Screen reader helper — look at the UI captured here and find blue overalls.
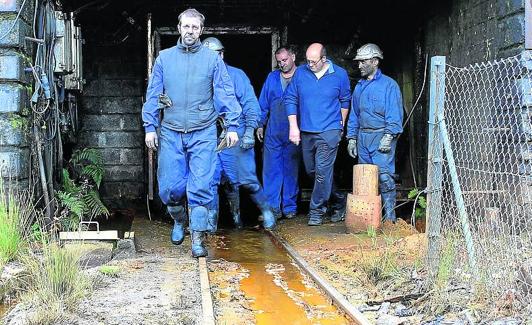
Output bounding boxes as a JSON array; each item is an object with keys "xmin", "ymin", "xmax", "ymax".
[
  {"xmin": 347, "ymin": 69, "xmax": 403, "ymax": 222},
  {"xmin": 142, "ymin": 39, "xmax": 241, "ymax": 232},
  {"xmin": 284, "ymin": 61, "xmax": 351, "ymax": 222},
  {"xmin": 258, "ymin": 69, "xmax": 300, "ymax": 217},
  {"xmin": 210, "ymin": 64, "xmax": 272, "ymax": 231}
]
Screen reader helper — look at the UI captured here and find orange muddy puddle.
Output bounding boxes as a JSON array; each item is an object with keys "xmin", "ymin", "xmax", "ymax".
[{"xmin": 209, "ymin": 230, "xmax": 350, "ymax": 324}]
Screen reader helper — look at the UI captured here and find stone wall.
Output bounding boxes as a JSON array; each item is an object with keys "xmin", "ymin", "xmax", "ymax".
[
  {"xmin": 0, "ymin": 0, "xmax": 32, "ymax": 187},
  {"xmin": 80, "ymin": 40, "xmax": 145, "ymax": 203}
]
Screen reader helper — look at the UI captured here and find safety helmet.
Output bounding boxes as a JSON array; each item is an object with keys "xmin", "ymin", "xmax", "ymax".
[
  {"xmin": 354, "ymin": 43, "xmax": 383, "ymax": 60},
  {"xmin": 203, "ymin": 37, "xmax": 224, "ymax": 52}
]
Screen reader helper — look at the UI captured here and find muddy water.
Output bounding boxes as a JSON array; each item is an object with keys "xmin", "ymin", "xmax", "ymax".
[{"xmin": 209, "ymin": 230, "xmax": 350, "ymax": 324}]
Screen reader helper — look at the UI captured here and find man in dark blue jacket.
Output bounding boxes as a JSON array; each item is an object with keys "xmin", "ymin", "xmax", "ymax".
[
  {"xmin": 203, "ymin": 37, "xmax": 275, "ymax": 231},
  {"xmin": 257, "ymin": 46, "xmax": 300, "ymax": 220},
  {"xmin": 142, "ymin": 9, "xmax": 241, "ymax": 257},
  {"xmin": 285, "ymin": 43, "xmax": 351, "ymax": 226},
  {"xmin": 346, "ymin": 43, "xmax": 403, "ymax": 222}
]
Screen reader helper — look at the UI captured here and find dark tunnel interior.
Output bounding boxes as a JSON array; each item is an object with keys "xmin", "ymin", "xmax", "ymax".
[{"xmin": 61, "ymin": 0, "xmax": 432, "ymax": 222}]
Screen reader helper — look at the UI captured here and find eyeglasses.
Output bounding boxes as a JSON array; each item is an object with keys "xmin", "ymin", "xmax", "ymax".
[{"xmin": 306, "ymin": 56, "xmax": 323, "ymax": 66}]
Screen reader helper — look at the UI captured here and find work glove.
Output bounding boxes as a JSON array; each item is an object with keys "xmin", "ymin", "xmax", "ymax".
[
  {"xmin": 347, "ymin": 138, "xmax": 357, "ymax": 159},
  {"xmin": 158, "ymin": 94, "xmax": 172, "ymax": 109},
  {"xmin": 240, "ymin": 127, "xmax": 255, "ymax": 150},
  {"xmin": 378, "ymin": 134, "xmax": 394, "ymax": 153}
]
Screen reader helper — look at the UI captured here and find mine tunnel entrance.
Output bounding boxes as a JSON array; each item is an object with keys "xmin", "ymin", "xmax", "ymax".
[{"xmin": 63, "ymin": 0, "xmax": 428, "ymax": 224}]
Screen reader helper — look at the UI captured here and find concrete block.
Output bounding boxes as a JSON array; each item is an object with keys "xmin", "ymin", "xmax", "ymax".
[
  {"xmin": 78, "ymin": 131, "xmax": 143, "ymax": 148},
  {"xmin": 497, "ymin": 15, "xmax": 525, "ymax": 49},
  {"xmin": 100, "ymin": 181, "xmax": 144, "ymax": 200},
  {"xmin": 0, "ymin": 148, "xmax": 28, "ymax": 178},
  {"xmin": 82, "ymin": 114, "xmax": 141, "ymax": 132},
  {"xmin": 103, "ymin": 165, "xmax": 143, "ymax": 182},
  {"xmin": 0, "ymin": 0, "xmax": 34, "ymax": 23},
  {"xmin": 82, "ymin": 96, "xmax": 143, "ymax": 114},
  {"xmin": 516, "ymin": 77, "xmax": 532, "ymax": 106},
  {"xmin": 0, "ymin": 15, "xmax": 30, "ymax": 48},
  {"xmin": 0, "ymin": 114, "xmax": 27, "ymax": 146},
  {"xmin": 0, "ymin": 54, "xmax": 25, "ymax": 81},
  {"xmin": 98, "ymin": 148, "xmax": 143, "ymax": 165},
  {"xmin": 83, "ymin": 79, "xmax": 144, "ymax": 97},
  {"xmin": 497, "ymin": 0, "xmax": 525, "ymax": 18},
  {"xmin": 0, "ymin": 83, "xmax": 26, "ymax": 113}
]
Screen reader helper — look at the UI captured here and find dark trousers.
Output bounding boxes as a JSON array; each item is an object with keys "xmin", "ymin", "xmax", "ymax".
[{"xmin": 301, "ymin": 129, "xmax": 343, "ymax": 217}]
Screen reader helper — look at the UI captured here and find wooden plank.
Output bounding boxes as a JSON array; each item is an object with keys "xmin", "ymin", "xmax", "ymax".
[
  {"xmin": 59, "ymin": 230, "xmax": 119, "ymax": 241},
  {"xmin": 267, "ymin": 231, "xmax": 372, "ymax": 325},
  {"xmin": 198, "ymin": 257, "xmax": 215, "ymax": 325}
]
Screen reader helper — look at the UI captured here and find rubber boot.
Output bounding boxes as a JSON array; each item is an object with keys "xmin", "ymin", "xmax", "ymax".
[
  {"xmin": 225, "ymin": 183, "xmax": 243, "ymax": 229},
  {"xmin": 206, "ymin": 209, "xmax": 218, "ymax": 234},
  {"xmin": 245, "ymin": 184, "xmax": 276, "ymax": 230},
  {"xmin": 168, "ymin": 205, "xmax": 186, "ymax": 245},
  {"xmin": 307, "ymin": 213, "xmax": 323, "ymax": 226},
  {"xmin": 381, "ymin": 190, "xmax": 397, "ymax": 223},
  {"xmin": 191, "ymin": 231, "xmax": 208, "ymax": 258}
]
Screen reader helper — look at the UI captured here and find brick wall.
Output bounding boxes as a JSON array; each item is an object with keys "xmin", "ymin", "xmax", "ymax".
[{"xmin": 80, "ymin": 40, "xmax": 145, "ymax": 203}]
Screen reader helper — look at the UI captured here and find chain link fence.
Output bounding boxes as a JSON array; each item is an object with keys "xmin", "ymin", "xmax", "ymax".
[{"xmin": 426, "ymin": 51, "xmax": 532, "ymax": 317}]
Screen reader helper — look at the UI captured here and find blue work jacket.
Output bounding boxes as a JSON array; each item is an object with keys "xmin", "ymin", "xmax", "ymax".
[
  {"xmin": 284, "ymin": 60, "xmax": 351, "ymax": 133},
  {"xmin": 347, "ymin": 69, "xmax": 403, "ymax": 138},
  {"xmin": 225, "ymin": 65, "xmax": 259, "ymax": 131},
  {"xmin": 258, "ymin": 69, "xmax": 288, "ymax": 131},
  {"xmin": 142, "ymin": 39, "xmax": 241, "ymax": 133}
]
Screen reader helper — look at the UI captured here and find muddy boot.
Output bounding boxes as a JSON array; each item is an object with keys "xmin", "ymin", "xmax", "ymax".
[
  {"xmin": 285, "ymin": 212, "xmax": 297, "ymax": 219},
  {"xmin": 330, "ymin": 207, "xmax": 346, "ymax": 223},
  {"xmin": 168, "ymin": 205, "xmax": 186, "ymax": 245},
  {"xmin": 307, "ymin": 213, "xmax": 323, "ymax": 226},
  {"xmin": 225, "ymin": 184, "xmax": 243, "ymax": 229},
  {"xmin": 206, "ymin": 209, "xmax": 218, "ymax": 234},
  {"xmin": 381, "ymin": 191, "xmax": 397, "ymax": 223},
  {"xmin": 191, "ymin": 231, "xmax": 208, "ymax": 258},
  {"xmin": 243, "ymin": 183, "xmax": 276, "ymax": 230}
]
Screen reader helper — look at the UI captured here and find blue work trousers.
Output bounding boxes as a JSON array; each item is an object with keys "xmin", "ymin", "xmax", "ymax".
[
  {"xmin": 301, "ymin": 129, "xmax": 342, "ymax": 217},
  {"xmin": 263, "ymin": 137, "xmax": 300, "ymax": 215},
  {"xmin": 158, "ymin": 124, "xmax": 217, "ymax": 231},
  {"xmin": 357, "ymin": 129, "xmax": 398, "ymax": 221}
]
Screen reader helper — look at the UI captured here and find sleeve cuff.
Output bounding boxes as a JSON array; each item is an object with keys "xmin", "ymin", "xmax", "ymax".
[
  {"xmin": 227, "ymin": 126, "xmax": 238, "ymax": 132},
  {"xmin": 340, "ymin": 101, "xmax": 350, "ymax": 109},
  {"xmin": 285, "ymin": 105, "xmax": 297, "ymax": 116},
  {"xmin": 145, "ymin": 125, "xmax": 156, "ymax": 133}
]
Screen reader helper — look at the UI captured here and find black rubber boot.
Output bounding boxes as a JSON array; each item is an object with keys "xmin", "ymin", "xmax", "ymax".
[{"xmin": 225, "ymin": 183, "xmax": 243, "ymax": 229}]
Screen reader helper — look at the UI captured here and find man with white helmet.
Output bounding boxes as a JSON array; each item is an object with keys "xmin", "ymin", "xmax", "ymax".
[
  {"xmin": 203, "ymin": 37, "xmax": 276, "ymax": 231},
  {"xmin": 346, "ymin": 43, "xmax": 404, "ymax": 222}
]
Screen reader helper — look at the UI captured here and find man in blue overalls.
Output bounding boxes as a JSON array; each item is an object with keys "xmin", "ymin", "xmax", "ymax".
[
  {"xmin": 142, "ymin": 9, "xmax": 241, "ymax": 258},
  {"xmin": 257, "ymin": 46, "xmax": 300, "ymax": 220},
  {"xmin": 203, "ymin": 37, "xmax": 276, "ymax": 231},
  {"xmin": 285, "ymin": 43, "xmax": 351, "ymax": 226},
  {"xmin": 346, "ymin": 43, "xmax": 404, "ymax": 222}
]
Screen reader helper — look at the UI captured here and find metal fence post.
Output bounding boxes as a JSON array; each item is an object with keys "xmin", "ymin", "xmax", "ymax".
[{"xmin": 426, "ymin": 56, "xmax": 446, "ymax": 280}]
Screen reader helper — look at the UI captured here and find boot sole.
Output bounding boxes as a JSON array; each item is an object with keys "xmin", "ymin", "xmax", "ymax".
[{"xmin": 171, "ymin": 239, "xmax": 185, "ymax": 245}]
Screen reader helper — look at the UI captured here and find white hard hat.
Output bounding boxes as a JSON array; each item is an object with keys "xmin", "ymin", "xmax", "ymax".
[
  {"xmin": 203, "ymin": 37, "xmax": 224, "ymax": 51},
  {"xmin": 354, "ymin": 43, "xmax": 383, "ymax": 60}
]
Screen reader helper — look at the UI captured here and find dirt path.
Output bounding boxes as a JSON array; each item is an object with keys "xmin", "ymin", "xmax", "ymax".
[{"xmin": 72, "ymin": 218, "xmax": 203, "ymax": 325}]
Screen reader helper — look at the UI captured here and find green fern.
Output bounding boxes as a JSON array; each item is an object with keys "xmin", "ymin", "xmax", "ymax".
[
  {"xmin": 81, "ymin": 165, "xmax": 104, "ymax": 188},
  {"xmin": 71, "ymin": 148, "xmax": 103, "ymax": 166},
  {"xmin": 83, "ymin": 190, "xmax": 109, "ymax": 218},
  {"xmin": 57, "ymin": 191, "xmax": 85, "ymax": 219},
  {"xmin": 62, "ymin": 169, "xmax": 80, "ymax": 195}
]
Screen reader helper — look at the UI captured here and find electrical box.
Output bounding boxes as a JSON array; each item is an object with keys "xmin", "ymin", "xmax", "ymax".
[{"xmin": 54, "ymin": 11, "xmax": 84, "ymax": 91}]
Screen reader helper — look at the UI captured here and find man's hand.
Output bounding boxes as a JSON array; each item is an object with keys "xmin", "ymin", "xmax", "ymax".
[
  {"xmin": 145, "ymin": 132, "xmax": 158, "ymax": 150},
  {"xmin": 256, "ymin": 127, "xmax": 264, "ymax": 142},
  {"xmin": 226, "ymin": 131, "xmax": 239, "ymax": 147},
  {"xmin": 240, "ymin": 127, "xmax": 255, "ymax": 150},
  {"xmin": 289, "ymin": 126, "xmax": 301, "ymax": 146},
  {"xmin": 347, "ymin": 138, "xmax": 357, "ymax": 158},
  {"xmin": 378, "ymin": 134, "xmax": 394, "ymax": 153}
]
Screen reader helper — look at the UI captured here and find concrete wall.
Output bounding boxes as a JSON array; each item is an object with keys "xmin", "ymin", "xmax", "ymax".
[
  {"xmin": 80, "ymin": 40, "xmax": 145, "ymax": 203},
  {"xmin": 0, "ymin": 0, "xmax": 32, "ymax": 187}
]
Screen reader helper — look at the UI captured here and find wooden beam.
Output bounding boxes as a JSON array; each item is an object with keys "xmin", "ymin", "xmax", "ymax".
[
  {"xmin": 198, "ymin": 257, "xmax": 215, "ymax": 325},
  {"xmin": 59, "ymin": 230, "xmax": 119, "ymax": 241}
]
